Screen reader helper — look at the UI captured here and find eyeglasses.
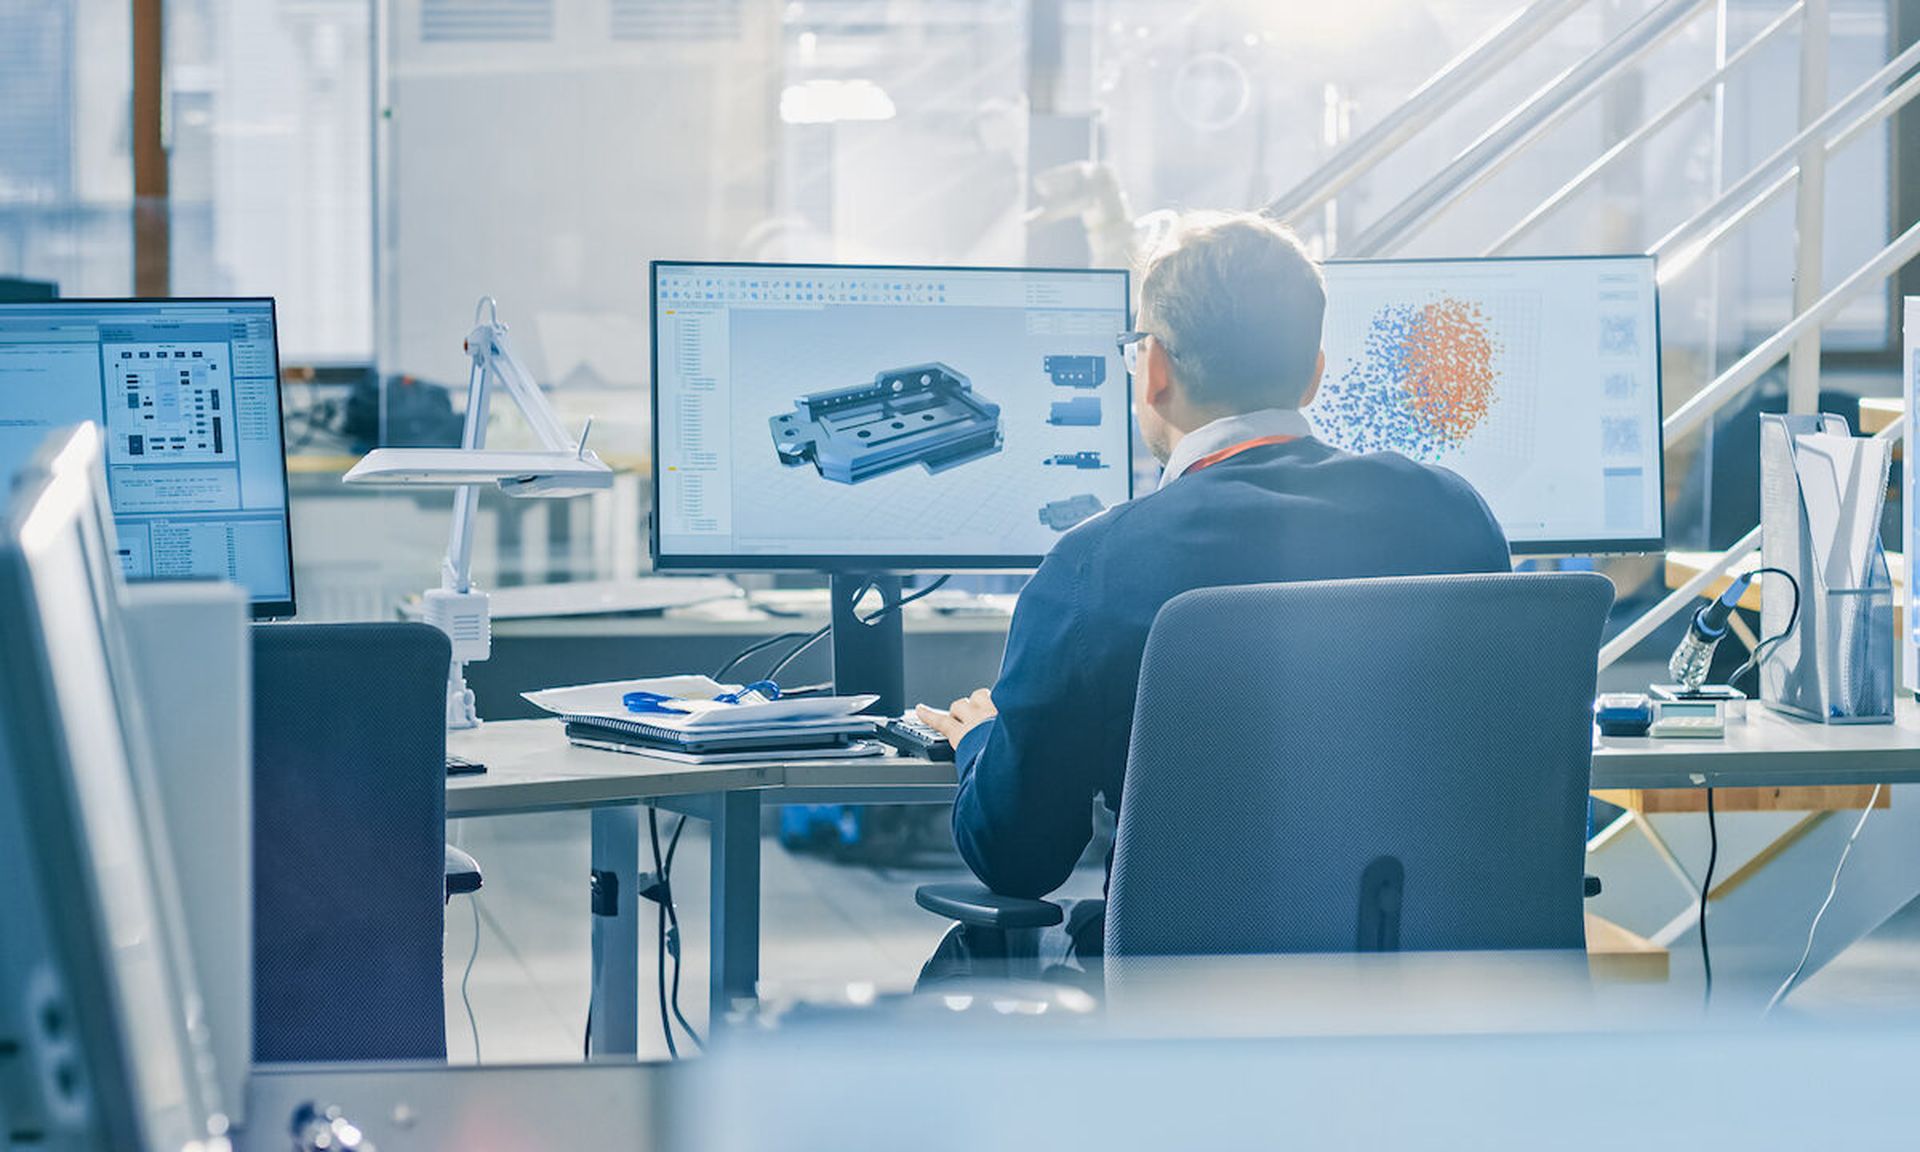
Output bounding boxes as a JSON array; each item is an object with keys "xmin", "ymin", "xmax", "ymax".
[{"xmin": 1115, "ymin": 330, "xmax": 1172, "ymax": 376}]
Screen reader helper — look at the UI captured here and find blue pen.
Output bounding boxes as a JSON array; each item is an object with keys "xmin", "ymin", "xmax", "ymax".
[
  {"xmin": 624, "ymin": 680, "xmax": 781, "ymax": 714},
  {"xmin": 622, "ymin": 691, "xmax": 690, "ymax": 715},
  {"xmin": 713, "ymin": 680, "xmax": 781, "ymax": 705}
]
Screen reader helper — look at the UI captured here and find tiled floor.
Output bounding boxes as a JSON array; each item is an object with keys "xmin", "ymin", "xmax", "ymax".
[{"xmin": 443, "ymin": 807, "xmax": 1920, "ymax": 1063}]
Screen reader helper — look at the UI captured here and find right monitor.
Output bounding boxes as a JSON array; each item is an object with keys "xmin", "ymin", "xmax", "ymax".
[{"xmin": 1311, "ymin": 255, "xmax": 1663, "ymax": 555}]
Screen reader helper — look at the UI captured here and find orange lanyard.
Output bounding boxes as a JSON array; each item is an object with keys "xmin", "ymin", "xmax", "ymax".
[{"xmin": 1183, "ymin": 434, "xmax": 1298, "ymax": 475}]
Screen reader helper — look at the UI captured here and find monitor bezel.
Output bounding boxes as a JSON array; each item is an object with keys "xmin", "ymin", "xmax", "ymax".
[
  {"xmin": 648, "ymin": 259, "xmax": 1136, "ymax": 574},
  {"xmin": 1319, "ymin": 253, "xmax": 1666, "ymax": 558},
  {"xmin": 0, "ymin": 424, "xmax": 226, "ymax": 1147},
  {"xmin": 0, "ymin": 295, "xmax": 299, "ymax": 617}
]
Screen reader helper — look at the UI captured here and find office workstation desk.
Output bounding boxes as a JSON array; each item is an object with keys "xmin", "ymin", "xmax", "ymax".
[
  {"xmin": 452, "ymin": 700, "xmax": 1920, "ymax": 1052},
  {"xmin": 448, "ymin": 720, "xmax": 956, "ymax": 1057}
]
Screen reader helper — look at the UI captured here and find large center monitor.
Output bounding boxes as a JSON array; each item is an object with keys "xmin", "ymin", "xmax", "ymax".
[
  {"xmin": 1309, "ymin": 255, "xmax": 1664, "ymax": 555},
  {"xmin": 0, "ymin": 298, "xmax": 296, "ymax": 615},
  {"xmin": 651, "ymin": 262, "xmax": 1134, "ymax": 571}
]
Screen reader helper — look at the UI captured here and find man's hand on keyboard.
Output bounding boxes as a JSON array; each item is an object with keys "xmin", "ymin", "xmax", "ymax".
[{"xmin": 916, "ymin": 688, "xmax": 997, "ymax": 746}]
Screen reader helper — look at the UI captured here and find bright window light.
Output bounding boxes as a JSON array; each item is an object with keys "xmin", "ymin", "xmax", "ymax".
[{"xmin": 779, "ymin": 78, "xmax": 896, "ymax": 125}]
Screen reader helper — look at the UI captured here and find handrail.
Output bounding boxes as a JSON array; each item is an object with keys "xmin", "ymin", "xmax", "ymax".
[
  {"xmin": 1598, "ymin": 527, "xmax": 1762, "ymax": 668},
  {"xmin": 1345, "ymin": 0, "xmax": 1712, "ymax": 256},
  {"xmin": 1486, "ymin": 1, "xmax": 1804, "ymax": 256},
  {"xmin": 1655, "ymin": 67, "xmax": 1920, "ymax": 284},
  {"xmin": 1597, "ymin": 419, "xmax": 1904, "ymax": 671},
  {"xmin": 1664, "ymin": 218, "xmax": 1920, "ymax": 446},
  {"xmin": 1262, "ymin": 0, "xmax": 1588, "ymax": 227},
  {"xmin": 1650, "ymin": 39, "xmax": 1920, "ymax": 277}
]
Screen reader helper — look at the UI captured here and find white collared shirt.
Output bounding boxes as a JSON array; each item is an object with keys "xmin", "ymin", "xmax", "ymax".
[{"xmin": 1157, "ymin": 407, "xmax": 1315, "ymax": 490}]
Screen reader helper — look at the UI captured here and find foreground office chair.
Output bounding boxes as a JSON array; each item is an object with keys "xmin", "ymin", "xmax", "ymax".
[
  {"xmin": 252, "ymin": 622, "xmax": 453, "ymax": 1062},
  {"xmin": 917, "ymin": 572, "xmax": 1613, "ymax": 984}
]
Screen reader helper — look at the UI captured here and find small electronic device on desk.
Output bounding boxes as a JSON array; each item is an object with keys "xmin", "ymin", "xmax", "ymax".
[
  {"xmin": 1649, "ymin": 699, "xmax": 1727, "ymax": 739},
  {"xmin": 1595, "ymin": 693, "xmax": 1654, "ymax": 737},
  {"xmin": 1652, "ymin": 682, "xmax": 1747, "ymax": 720}
]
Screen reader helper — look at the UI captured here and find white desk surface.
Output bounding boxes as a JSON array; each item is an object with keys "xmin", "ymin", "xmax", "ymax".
[
  {"xmin": 446, "ymin": 720, "xmax": 952, "ymax": 817},
  {"xmin": 450, "ymin": 698, "xmax": 1920, "ymax": 817},
  {"xmin": 1590, "ymin": 696, "xmax": 1920, "ymax": 790}
]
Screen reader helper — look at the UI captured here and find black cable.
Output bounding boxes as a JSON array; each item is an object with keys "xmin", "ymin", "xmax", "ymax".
[
  {"xmin": 1700, "ymin": 786, "xmax": 1718, "ymax": 1007},
  {"xmin": 1728, "ymin": 567, "xmax": 1801, "ymax": 691},
  {"xmin": 762, "ymin": 576, "xmax": 954, "ymax": 687},
  {"xmin": 662, "ymin": 815, "xmax": 702, "ymax": 1050},
  {"xmin": 648, "ymin": 808, "xmax": 679, "ymax": 1060},
  {"xmin": 712, "ymin": 630, "xmax": 808, "ymax": 681},
  {"xmin": 764, "ymin": 622, "xmax": 833, "ymax": 683}
]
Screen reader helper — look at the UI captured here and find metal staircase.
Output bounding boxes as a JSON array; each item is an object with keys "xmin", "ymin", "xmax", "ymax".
[
  {"xmin": 1258, "ymin": 0, "xmax": 1920, "ymax": 999},
  {"xmin": 1262, "ymin": 0, "xmax": 1919, "ymax": 669}
]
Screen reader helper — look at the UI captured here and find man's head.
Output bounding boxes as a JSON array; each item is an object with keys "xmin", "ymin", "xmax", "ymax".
[{"xmin": 1132, "ymin": 211, "xmax": 1327, "ymax": 463}]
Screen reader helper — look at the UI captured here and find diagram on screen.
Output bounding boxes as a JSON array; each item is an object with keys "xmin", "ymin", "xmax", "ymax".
[
  {"xmin": 1040, "ymin": 493, "xmax": 1105, "ymax": 532},
  {"xmin": 103, "ymin": 343, "xmax": 236, "ymax": 466},
  {"xmin": 1311, "ymin": 295, "xmax": 1507, "ymax": 461},
  {"xmin": 769, "ymin": 362, "xmax": 1003, "ymax": 485}
]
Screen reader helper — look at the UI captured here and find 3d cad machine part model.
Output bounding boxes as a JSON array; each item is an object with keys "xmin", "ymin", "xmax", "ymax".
[
  {"xmin": 1043, "ymin": 451, "xmax": 1108, "ymax": 469},
  {"xmin": 1044, "ymin": 355, "xmax": 1107, "ymax": 389},
  {"xmin": 1047, "ymin": 396, "xmax": 1103, "ymax": 427},
  {"xmin": 1039, "ymin": 493, "xmax": 1106, "ymax": 532},
  {"xmin": 769, "ymin": 362, "xmax": 1004, "ymax": 485}
]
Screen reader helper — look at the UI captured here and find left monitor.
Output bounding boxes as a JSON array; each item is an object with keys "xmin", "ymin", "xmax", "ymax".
[
  {"xmin": 0, "ymin": 423, "xmax": 228, "ymax": 1149},
  {"xmin": 0, "ymin": 298, "xmax": 295, "ymax": 617}
]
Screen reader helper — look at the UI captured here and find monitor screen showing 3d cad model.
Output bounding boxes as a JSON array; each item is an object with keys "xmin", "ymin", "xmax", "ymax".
[
  {"xmin": 651, "ymin": 262, "xmax": 1133, "ymax": 569},
  {"xmin": 1310, "ymin": 256, "xmax": 1664, "ymax": 554},
  {"xmin": 0, "ymin": 299, "xmax": 296, "ymax": 615}
]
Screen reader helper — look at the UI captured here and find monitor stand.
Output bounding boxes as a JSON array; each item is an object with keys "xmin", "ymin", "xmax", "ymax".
[{"xmin": 830, "ymin": 573, "xmax": 905, "ymax": 717}]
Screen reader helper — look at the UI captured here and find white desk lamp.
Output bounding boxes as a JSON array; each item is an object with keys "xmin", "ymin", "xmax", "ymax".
[{"xmin": 344, "ymin": 297, "xmax": 613, "ymax": 728}]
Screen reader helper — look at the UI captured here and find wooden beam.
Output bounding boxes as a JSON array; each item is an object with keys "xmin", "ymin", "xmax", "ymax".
[
  {"xmin": 132, "ymin": 0, "xmax": 167, "ymax": 297},
  {"xmin": 1593, "ymin": 786, "xmax": 1891, "ymax": 815}
]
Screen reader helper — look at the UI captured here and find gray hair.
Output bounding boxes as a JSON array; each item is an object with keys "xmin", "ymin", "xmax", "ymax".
[{"xmin": 1137, "ymin": 211, "xmax": 1327, "ymax": 411}]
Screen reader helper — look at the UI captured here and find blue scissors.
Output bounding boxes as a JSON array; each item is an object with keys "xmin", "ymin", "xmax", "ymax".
[{"xmin": 623, "ymin": 680, "xmax": 781, "ymax": 714}]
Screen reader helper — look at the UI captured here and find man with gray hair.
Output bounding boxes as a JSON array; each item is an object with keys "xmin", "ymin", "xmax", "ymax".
[{"xmin": 915, "ymin": 212, "xmax": 1511, "ymax": 985}]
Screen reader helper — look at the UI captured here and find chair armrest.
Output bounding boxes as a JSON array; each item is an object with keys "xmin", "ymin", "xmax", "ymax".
[
  {"xmin": 1585, "ymin": 874, "xmax": 1602, "ymax": 898},
  {"xmin": 915, "ymin": 882, "xmax": 1063, "ymax": 929},
  {"xmin": 446, "ymin": 844, "xmax": 483, "ymax": 899}
]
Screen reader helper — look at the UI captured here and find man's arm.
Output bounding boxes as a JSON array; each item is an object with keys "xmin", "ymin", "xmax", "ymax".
[{"xmin": 919, "ymin": 543, "xmax": 1101, "ymax": 899}]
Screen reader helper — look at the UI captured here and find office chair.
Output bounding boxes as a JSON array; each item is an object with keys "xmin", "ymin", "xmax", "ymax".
[
  {"xmin": 917, "ymin": 572, "xmax": 1613, "ymax": 987},
  {"xmin": 252, "ymin": 622, "xmax": 456, "ymax": 1062}
]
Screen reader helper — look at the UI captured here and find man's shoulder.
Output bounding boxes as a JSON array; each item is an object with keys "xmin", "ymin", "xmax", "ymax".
[{"xmin": 1288, "ymin": 442, "xmax": 1498, "ymax": 515}]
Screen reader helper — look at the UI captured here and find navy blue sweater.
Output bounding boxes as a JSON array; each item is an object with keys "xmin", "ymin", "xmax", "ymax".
[{"xmin": 951, "ymin": 437, "xmax": 1512, "ymax": 899}]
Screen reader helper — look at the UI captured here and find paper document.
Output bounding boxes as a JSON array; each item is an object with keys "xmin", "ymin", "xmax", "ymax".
[
  {"xmin": 524, "ymin": 675, "xmax": 879, "ymax": 731},
  {"xmin": 567, "ymin": 736, "xmax": 886, "ymax": 765},
  {"xmin": 1791, "ymin": 431, "xmax": 1890, "ymax": 591},
  {"xmin": 1906, "ymin": 296, "xmax": 1919, "ymax": 691}
]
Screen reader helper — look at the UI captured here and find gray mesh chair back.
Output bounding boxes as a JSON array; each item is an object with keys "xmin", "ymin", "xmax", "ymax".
[
  {"xmin": 1105, "ymin": 573, "xmax": 1612, "ymax": 962},
  {"xmin": 252, "ymin": 622, "xmax": 450, "ymax": 1062}
]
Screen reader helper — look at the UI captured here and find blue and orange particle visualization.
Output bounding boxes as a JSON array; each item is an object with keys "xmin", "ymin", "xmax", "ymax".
[{"xmin": 1316, "ymin": 296, "xmax": 1501, "ymax": 460}]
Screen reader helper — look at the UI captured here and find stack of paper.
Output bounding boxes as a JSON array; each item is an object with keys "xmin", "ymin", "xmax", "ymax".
[
  {"xmin": 1792, "ymin": 425, "xmax": 1893, "ymax": 717},
  {"xmin": 523, "ymin": 676, "xmax": 883, "ymax": 763}
]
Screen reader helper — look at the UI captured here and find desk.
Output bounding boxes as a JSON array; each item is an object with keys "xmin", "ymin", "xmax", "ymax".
[
  {"xmin": 448, "ymin": 721, "xmax": 953, "ymax": 1057},
  {"xmin": 1593, "ymin": 697, "xmax": 1920, "ymax": 790},
  {"xmin": 454, "ymin": 701, "xmax": 1920, "ymax": 1046}
]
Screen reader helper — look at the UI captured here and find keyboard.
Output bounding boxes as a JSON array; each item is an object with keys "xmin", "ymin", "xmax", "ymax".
[{"xmin": 875, "ymin": 716, "xmax": 954, "ymax": 761}]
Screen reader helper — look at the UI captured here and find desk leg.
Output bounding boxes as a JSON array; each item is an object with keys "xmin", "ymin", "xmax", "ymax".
[
  {"xmin": 709, "ymin": 790, "xmax": 761, "ymax": 1015},
  {"xmin": 589, "ymin": 806, "xmax": 640, "ymax": 1057}
]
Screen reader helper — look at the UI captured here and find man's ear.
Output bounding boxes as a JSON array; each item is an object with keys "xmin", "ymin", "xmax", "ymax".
[
  {"xmin": 1142, "ymin": 337, "xmax": 1176, "ymax": 408},
  {"xmin": 1296, "ymin": 348, "xmax": 1326, "ymax": 409}
]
